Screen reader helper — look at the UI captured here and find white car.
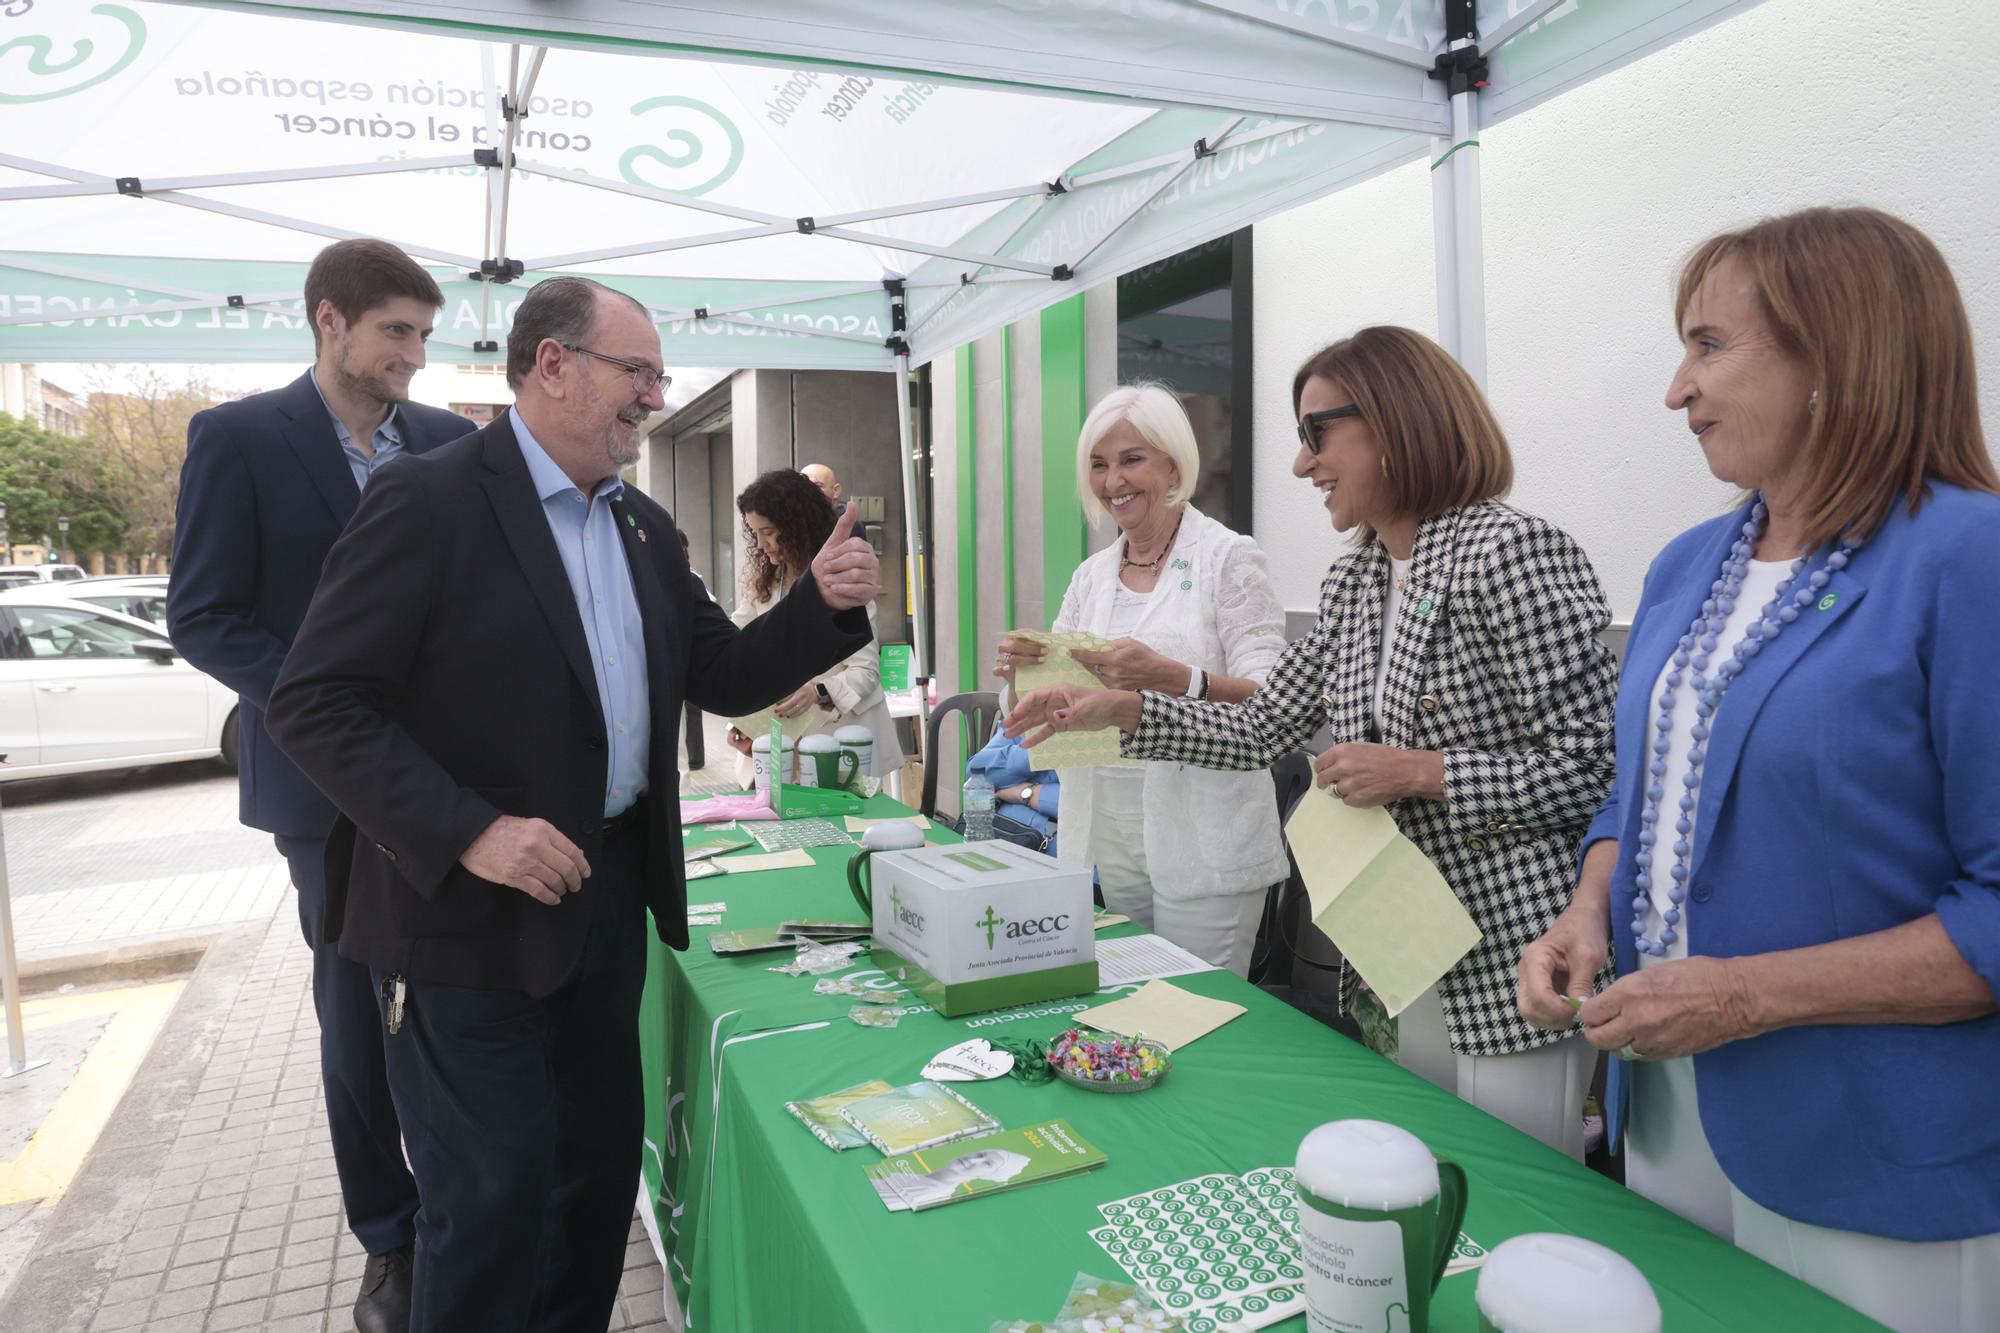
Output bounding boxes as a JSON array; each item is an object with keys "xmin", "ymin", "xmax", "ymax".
[
  {"xmin": 16, "ymin": 577, "xmax": 172, "ymax": 628},
  {"xmin": 0, "ymin": 596, "xmax": 238, "ymax": 781},
  {"xmin": 0, "ymin": 564, "xmax": 88, "ymax": 590}
]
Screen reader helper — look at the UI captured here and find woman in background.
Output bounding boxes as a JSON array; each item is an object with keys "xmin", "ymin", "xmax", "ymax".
[{"xmin": 725, "ymin": 469, "xmax": 901, "ymax": 781}]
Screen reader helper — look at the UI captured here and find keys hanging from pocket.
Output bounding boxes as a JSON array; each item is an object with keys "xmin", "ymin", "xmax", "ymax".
[{"xmin": 382, "ymin": 975, "xmax": 407, "ymax": 1035}]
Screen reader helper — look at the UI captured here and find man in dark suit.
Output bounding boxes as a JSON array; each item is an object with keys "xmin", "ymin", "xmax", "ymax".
[
  {"xmin": 166, "ymin": 239, "xmax": 471, "ymax": 1332},
  {"xmin": 265, "ymin": 276, "xmax": 877, "ymax": 1330}
]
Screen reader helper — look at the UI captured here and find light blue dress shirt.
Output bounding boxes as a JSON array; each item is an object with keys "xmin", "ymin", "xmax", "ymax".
[
  {"xmin": 309, "ymin": 369, "xmax": 407, "ymax": 491},
  {"xmin": 510, "ymin": 408, "xmax": 652, "ymax": 818}
]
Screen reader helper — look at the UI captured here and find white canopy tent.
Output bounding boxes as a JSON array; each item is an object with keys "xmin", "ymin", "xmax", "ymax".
[{"xmin": 0, "ymin": 0, "xmax": 1762, "ymax": 679}]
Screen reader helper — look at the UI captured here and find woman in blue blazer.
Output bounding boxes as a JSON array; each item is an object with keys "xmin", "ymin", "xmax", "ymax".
[{"xmin": 1517, "ymin": 206, "xmax": 2000, "ymax": 1332}]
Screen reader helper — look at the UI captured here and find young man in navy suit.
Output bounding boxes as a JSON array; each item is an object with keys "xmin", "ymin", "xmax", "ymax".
[{"xmin": 167, "ymin": 239, "xmax": 473, "ymax": 1333}]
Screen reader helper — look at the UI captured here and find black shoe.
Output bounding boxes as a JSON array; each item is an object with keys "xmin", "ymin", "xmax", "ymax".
[{"xmin": 353, "ymin": 1244, "xmax": 412, "ymax": 1333}]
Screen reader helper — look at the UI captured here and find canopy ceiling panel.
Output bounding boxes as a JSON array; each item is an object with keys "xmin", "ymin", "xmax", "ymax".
[{"xmin": 0, "ymin": 0, "xmax": 1758, "ymax": 366}]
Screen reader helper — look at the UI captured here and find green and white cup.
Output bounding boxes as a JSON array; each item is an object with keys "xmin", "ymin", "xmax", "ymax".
[
  {"xmin": 1294, "ymin": 1119, "xmax": 1469, "ymax": 1333},
  {"xmin": 834, "ymin": 724, "xmax": 874, "ymax": 787},
  {"xmin": 797, "ymin": 733, "xmax": 858, "ymax": 791},
  {"xmin": 750, "ymin": 734, "xmax": 794, "ymax": 802},
  {"xmin": 1474, "ymin": 1234, "xmax": 1659, "ymax": 1333}
]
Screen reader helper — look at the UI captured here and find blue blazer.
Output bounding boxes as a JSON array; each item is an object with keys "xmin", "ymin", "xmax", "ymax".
[
  {"xmin": 1589, "ymin": 482, "xmax": 2000, "ymax": 1242},
  {"xmin": 167, "ymin": 372, "xmax": 472, "ymax": 838}
]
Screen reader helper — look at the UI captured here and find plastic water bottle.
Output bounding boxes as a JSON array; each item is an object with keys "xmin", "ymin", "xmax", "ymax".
[{"xmin": 961, "ymin": 772, "xmax": 995, "ymax": 841}]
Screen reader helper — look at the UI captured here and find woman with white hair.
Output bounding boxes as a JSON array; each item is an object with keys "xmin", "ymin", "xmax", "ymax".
[{"xmin": 995, "ymin": 384, "xmax": 1286, "ymax": 977}]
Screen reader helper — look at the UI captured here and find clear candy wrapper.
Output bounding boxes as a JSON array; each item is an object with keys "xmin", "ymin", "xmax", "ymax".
[
  {"xmin": 768, "ymin": 940, "xmax": 867, "ymax": 976},
  {"xmin": 849, "ymin": 1004, "xmax": 902, "ymax": 1028},
  {"xmin": 813, "ymin": 976, "xmax": 905, "ymax": 1003},
  {"xmin": 989, "ymin": 1272, "xmax": 1187, "ymax": 1332}
]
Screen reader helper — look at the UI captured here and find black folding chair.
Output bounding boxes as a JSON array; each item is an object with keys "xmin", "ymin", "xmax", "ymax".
[{"xmin": 918, "ymin": 690, "xmax": 1001, "ymax": 821}]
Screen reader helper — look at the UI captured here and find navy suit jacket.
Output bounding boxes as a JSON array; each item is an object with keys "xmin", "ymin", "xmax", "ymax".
[{"xmin": 167, "ymin": 371, "xmax": 473, "ymax": 839}]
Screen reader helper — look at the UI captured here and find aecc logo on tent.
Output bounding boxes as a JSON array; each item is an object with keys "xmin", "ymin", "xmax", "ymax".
[
  {"xmin": 0, "ymin": 2, "xmax": 146, "ymax": 105},
  {"xmin": 619, "ymin": 95, "xmax": 745, "ymax": 197}
]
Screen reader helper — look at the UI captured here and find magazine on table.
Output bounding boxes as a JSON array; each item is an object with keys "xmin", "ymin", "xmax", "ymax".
[{"xmin": 865, "ymin": 1119, "xmax": 1108, "ymax": 1212}]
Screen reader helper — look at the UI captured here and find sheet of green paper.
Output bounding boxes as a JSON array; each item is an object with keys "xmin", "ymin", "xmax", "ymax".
[
  {"xmin": 1017, "ymin": 630, "xmax": 1140, "ymax": 769},
  {"xmin": 1282, "ymin": 785, "xmax": 1482, "ymax": 1016}
]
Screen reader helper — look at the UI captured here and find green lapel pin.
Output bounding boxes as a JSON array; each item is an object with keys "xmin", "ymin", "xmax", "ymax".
[
  {"xmin": 1416, "ymin": 596, "xmax": 1435, "ymax": 616},
  {"xmin": 1817, "ymin": 592, "xmax": 1838, "ymax": 612}
]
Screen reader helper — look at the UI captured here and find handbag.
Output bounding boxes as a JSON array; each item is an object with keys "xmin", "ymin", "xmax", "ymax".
[{"xmin": 947, "ymin": 811, "xmax": 1056, "ymax": 856}]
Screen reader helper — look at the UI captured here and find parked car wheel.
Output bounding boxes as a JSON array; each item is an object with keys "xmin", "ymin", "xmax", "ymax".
[{"xmin": 218, "ymin": 708, "xmax": 240, "ymax": 774}]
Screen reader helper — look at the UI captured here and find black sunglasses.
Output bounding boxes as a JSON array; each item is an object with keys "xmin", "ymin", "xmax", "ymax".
[{"xmin": 1296, "ymin": 404, "xmax": 1362, "ymax": 455}]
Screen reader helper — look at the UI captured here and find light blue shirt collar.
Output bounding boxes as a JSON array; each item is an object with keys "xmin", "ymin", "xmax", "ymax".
[
  {"xmin": 510, "ymin": 407, "xmax": 624, "ymax": 506},
  {"xmin": 308, "ymin": 367, "xmax": 405, "ymax": 450}
]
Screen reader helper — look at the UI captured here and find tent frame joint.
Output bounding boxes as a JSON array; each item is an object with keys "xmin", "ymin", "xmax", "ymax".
[
  {"xmin": 1050, "ymin": 264, "xmax": 1074, "ymax": 282},
  {"xmin": 116, "ymin": 177, "xmax": 144, "ymax": 197},
  {"xmin": 1045, "ymin": 177, "xmax": 1069, "ymax": 195},
  {"xmin": 477, "ymin": 257, "xmax": 526, "ymax": 283},
  {"xmin": 472, "ymin": 339, "xmax": 499, "ymax": 353},
  {"xmin": 795, "ymin": 216, "xmax": 816, "ymax": 235},
  {"xmin": 884, "ymin": 335, "xmax": 911, "ymax": 356},
  {"xmin": 1429, "ymin": 45, "xmax": 1490, "ymax": 96},
  {"xmin": 1192, "ymin": 137, "xmax": 1218, "ymax": 160}
]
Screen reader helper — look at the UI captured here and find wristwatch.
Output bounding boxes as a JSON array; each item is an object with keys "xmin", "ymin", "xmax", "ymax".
[
  {"xmin": 814, "ymin": 683, "xmax": 833, "ymax": 708},
  {"xmin": 1016, "ymin": 783, "xmax": 1036, "ymax": 806}
]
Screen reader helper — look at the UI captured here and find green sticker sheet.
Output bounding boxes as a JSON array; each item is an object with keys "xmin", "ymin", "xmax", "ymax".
[
  {"xmin": 1090, "ymin": 1172, "xmax": 1307, "ymax": 1332},
  {"xmin": 1090, "ymin": 1167, "xmax": 1488, "ymax": 1330}
]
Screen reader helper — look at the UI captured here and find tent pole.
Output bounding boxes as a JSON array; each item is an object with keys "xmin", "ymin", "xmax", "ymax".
[
  {"xmin": 1447, "ymin": 80, "xmax": 1487, "ymax": 388},
  {"xmin": 1429, "ymin": 5, "xmax": 1487, "ymax": 387},
  {"xmin": 893, "ymin": 353, "xmax": 930, "ymax": 686}
]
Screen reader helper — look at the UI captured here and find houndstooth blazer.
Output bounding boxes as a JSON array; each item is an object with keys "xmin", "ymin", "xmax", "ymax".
[{"xmin": 1126, "ymin": 500, "xmax": 1618, "ymax": 1055}]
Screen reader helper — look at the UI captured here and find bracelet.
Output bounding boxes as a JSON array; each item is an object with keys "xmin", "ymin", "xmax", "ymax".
[
  {"xmin": 1185, "ymin": 664, "xmax": 1202, "ymax": 698},
  {"xmin": 1198, "ymin": 669, "xmax": 1212, "ymax": 701}
]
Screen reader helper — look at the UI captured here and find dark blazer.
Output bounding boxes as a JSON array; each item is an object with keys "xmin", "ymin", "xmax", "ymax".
[
  {"xmin": 265, "ymin": 412, "xmax": 870, "ymax": 995},
  {"xmin": 166, "ymin": 371, "xmax": 473, "ymax": 838}
]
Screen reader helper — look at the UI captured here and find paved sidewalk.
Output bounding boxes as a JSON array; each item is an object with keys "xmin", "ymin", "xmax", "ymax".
[
  {"xmin": 0, "ymin": 756, "xmax": 702, "ymax": 1330},
  {"xmin": 1, "ymin": 897, "xmax": 674, "ymax": 1332},
  {"xmin": 2, "ymin": 767, "xmax": 287, "ymax": 967}
]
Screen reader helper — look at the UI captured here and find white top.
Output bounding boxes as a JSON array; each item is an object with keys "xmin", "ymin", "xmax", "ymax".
[
  {"xmin": 1105, "ymin": 582, "xmax": 1152, "ymax": 641},
  {"xmin": 1049, "ymin": 506, "xmax": 1290, "ymax": 901},
  {"xmin": 1372, "ymin": 553, "xmax": 1413, "ymax": 736},
  {"xmin": 1636, "ymin": 558, "xmax": 1790, "ymax": 963}
]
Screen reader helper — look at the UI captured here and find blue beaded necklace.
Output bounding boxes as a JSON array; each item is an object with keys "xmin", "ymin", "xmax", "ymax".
[{"xmin": 1630, "ymin": 497, "xmax": 1860, "ymax": 957}]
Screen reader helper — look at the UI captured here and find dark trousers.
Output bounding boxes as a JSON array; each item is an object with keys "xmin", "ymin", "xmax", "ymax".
[
  {"xmin": 274, "ymin": 835, "xmax": 420, "ymax": 1256},
  {"xmin": 375, "ymin": 823, "xmax": 648, "ymax": 1333},
  {"xmin": 684, "ymin": 699, "xmax": 705, "ymax": 769}
]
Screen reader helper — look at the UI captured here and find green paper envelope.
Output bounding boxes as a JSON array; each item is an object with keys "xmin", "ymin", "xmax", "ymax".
[{"xmin": 1282, "ymin": 785, "xmax": 1482, "ymax": 1016}]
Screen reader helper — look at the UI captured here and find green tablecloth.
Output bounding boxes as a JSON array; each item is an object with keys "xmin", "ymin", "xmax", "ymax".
[{"xmin": 640, "ymin": 798, "xmax": 1879, "ymax": 1332}]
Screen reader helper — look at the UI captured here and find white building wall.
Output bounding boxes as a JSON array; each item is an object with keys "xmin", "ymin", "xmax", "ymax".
[{"xmin": 1253, "ymin": 0, "xmax": 2000, "ymax": 622}]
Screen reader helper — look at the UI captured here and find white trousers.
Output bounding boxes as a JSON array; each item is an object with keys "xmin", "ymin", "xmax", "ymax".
[
  {"xmin": 1398, "ymin": 985, "xmax": 1596, "ymax": 1161},
  {"xmin": 1628, "ymin": 1053, "xmax": 2000, "ymax": 1333},
  {"xmin": 1089, "ymin": 772, "xmax": 1266, "ymax": 979}
]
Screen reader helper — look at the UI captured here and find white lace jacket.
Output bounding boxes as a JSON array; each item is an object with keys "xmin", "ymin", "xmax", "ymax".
[{"xmin": 1052, "ymin": 505, "xmax": 1289, "ymax": 901}]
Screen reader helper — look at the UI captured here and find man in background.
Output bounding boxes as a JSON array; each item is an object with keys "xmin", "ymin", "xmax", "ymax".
[
  {"xmin": 168, "ymin": 239, "xmax": 471, "ymax": 1332},
  {"xmin": 801, "ymin": 461, "xmax": 843, "ymax": 508}
]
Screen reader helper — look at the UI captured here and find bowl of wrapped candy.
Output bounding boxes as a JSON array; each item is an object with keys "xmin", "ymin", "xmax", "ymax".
[{"xmin": 1047, "ymin": 1027, "xmax": 1172, "ymax": 1094}]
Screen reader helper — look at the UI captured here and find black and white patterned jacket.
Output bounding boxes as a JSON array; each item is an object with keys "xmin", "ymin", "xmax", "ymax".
[{"xmin": 1126, "ymin": 500, "xmax": 1618, "ymax": 1055}]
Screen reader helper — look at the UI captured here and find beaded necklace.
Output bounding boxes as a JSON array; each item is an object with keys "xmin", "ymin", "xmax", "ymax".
[{"xmin": 1630, "ymin": 497, "xmax": 1859, "ymax": 957}]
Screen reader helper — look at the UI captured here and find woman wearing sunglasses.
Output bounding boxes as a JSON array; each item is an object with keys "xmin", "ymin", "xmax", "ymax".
[{"xmin": 1007, "ymin": 326, "xmax": 1618, "ymax": 1157}]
